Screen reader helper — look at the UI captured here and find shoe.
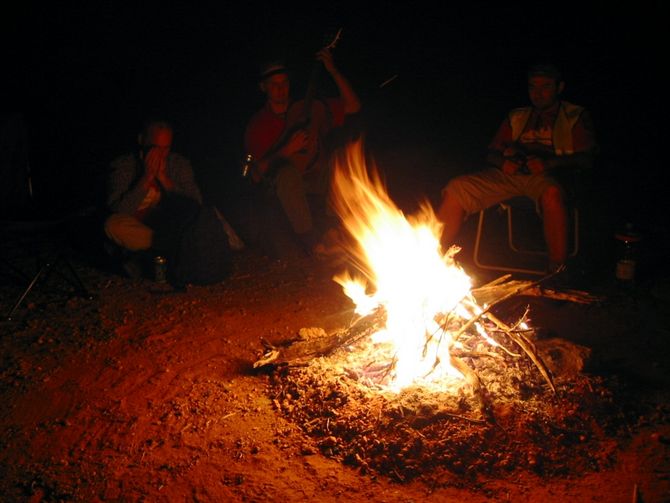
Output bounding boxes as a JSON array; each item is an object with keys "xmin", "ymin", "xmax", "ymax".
[{"xmin": 542, "ymin": 263, "xmax": 585, "ymax": 291}]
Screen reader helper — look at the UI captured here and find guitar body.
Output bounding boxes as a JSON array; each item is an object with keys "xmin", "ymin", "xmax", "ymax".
[{"xmin": 284, "ymin": 97, "xmax": 331, "ymax": 174}]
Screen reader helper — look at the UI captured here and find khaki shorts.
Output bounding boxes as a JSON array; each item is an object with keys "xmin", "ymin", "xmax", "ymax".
[
  {"xmin": 442, "ymin": 168, "xmax": 562, "ymax": 215},
  {"xmin": 104, "ymin": 213, "xmax": 153, "ymax": 251}
]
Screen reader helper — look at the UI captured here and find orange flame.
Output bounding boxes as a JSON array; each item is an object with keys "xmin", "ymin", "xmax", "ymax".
[{"xmin": 330, "ymin": 140, "xmax": 482, "ymax": 391}]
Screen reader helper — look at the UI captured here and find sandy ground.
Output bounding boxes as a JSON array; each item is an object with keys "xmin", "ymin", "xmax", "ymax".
[{"xmin": 1, "ymin": 232, "xmax": 670, "ymax": 502}]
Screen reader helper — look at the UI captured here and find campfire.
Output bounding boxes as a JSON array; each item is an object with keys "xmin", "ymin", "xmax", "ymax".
[
  {"xmin": 255, "ymin": 140, "xmax": 616, "ymax": 481},
  {"xmin": 329, "ymin": 139, "xmax": 545, "ymax": 395}
]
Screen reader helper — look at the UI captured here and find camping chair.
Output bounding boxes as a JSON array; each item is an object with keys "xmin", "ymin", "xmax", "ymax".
[
  {"xmin": 472, "ymin": 197, "xmax": 579, "ymax": 275},
  {"xmin": 472, "ymin": 170, "xmax": 584, "ymax": 275}
]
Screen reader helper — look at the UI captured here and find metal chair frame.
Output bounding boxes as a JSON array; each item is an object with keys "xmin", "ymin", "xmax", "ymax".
[{"xmin": 473, "ymin": 198, "xmax": 579, "ymax": 275}]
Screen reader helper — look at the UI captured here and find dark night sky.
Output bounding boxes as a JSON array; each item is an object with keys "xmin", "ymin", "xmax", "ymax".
[{"xmin": 2, "ymin": 2, "xmax": 663, "ymax": 228}]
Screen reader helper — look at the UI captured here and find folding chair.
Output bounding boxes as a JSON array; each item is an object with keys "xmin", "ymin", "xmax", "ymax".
[{"xmin": 472, "ymin": 196, "xmax": 580, "ymax": 276}]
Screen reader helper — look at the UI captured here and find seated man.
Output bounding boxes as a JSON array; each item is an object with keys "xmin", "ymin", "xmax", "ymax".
[
  {"xmin": 243, "ymin": 47, "xmax": 361, "ymax": 259},
  {"xmin": 104, "ymin": 120, "xmax": 202, "ymax": 278},
  {"xmin": 437, "ymin": 63, "xmax": 597, "ymax": 273}
]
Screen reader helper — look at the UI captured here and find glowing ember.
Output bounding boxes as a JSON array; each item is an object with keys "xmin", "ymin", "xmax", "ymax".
[{"xmin": 331, "ymin": 140, "xmax": 491, "ymax": 392}]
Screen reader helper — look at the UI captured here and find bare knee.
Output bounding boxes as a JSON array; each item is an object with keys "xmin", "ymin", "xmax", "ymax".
[
  {"xmin": 443, "ymin": 178, "xmax": 467, "ymax": 210},
  {"xmin": 438, "ymin": 184, "xmax": 465, "ymax": 221},
  {"xmin": 104, "ymin": 214, "xmax": 122, "ymax": 240}
]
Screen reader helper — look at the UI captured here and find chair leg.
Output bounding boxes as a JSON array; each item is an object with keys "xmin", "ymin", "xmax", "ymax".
[
  {"xmin": 472, "ymin": 210, "xmax": 486, "ymax": 269},
  {"xmin": 472, "ymin": 206, "xmax": 546, "ymax": 275},
  {"xmin": 569, "ymin": 208, "xmax": 579, "ymax": 258}
]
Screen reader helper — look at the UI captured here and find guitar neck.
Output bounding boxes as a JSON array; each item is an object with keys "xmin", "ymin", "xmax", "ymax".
[
  {"xmin": 301, "ymin": 61, "xmax": 322, "ymax": 118},
  {"xmin": 303, "ymin": 28, "xmax": 341, "ymax": 111}
]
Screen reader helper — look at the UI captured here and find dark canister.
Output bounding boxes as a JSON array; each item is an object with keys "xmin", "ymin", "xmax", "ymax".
[
  {"xmin": 154, "ymin": 256, "xmax": 168, "ymax": 283},
  {"xmin": 614, "ymin": 223, "xmax": 641, "ymax": 282}
]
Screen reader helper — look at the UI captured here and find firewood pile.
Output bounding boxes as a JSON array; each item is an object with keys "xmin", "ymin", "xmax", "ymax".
[{"xmin": 255, "ymin": 275, "xmax": 625, "ymax": 481}]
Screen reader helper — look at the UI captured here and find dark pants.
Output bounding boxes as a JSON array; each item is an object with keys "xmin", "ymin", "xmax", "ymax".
[{"xmin": 143, "ymin": 194, "xmax": 201, "ymax": 262}]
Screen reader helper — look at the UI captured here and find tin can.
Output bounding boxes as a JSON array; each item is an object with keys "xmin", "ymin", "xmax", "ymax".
[{"xmin": 154, "ymin": 256, "xmax": 168, "ymax": 283}]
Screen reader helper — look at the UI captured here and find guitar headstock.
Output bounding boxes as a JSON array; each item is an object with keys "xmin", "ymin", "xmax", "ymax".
[{"xmin": 322, "ymin": 27, "xmax": 343, "ymax": 51}]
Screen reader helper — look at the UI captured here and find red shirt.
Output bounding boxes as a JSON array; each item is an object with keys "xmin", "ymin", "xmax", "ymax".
[{"xmin": 244, "ymin": 98, "xmax": 346, "ymax": 180}]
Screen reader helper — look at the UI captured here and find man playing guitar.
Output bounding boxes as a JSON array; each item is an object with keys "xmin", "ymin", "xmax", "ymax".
[{"xmin": 243, "ymin": 42, "xmax": 360, "ymax": 258}]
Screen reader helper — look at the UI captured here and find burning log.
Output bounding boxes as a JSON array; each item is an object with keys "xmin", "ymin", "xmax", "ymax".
[
  {"xmin": 253, "ymin": 309, "xmax": 387, "ymax": 368},
  {"xmin": 472, "ymin": 273, "xmax": 604, "ymax": 306}
]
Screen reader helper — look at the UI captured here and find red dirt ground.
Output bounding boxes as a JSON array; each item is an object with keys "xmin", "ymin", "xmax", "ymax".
[{"xmin": 1, "ymin": 247, "xmax": 669, "ymax": 502}]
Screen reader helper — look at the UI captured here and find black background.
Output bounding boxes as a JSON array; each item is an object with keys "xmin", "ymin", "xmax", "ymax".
[{"xmin": 2, "ymin": 2, "xmax": 663, "ymax": 238}]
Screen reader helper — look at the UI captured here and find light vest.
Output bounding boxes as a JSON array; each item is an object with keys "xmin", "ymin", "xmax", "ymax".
[{"xmin": 508, "ymin": 101, "xmax": 584, "ymax": 155}]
